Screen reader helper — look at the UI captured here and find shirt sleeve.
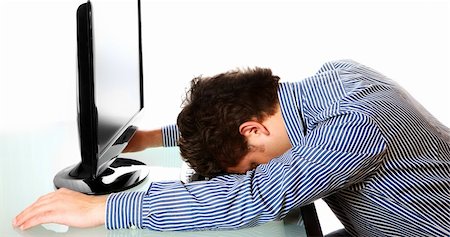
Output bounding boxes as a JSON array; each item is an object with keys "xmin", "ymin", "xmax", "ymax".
[
  {"xmin": 161, "ymin": 124, "xmax": 180, "ymax": 147},
  {"xmin": 105, "ymin": 113, "xmax": 386, "ymax": 231}
]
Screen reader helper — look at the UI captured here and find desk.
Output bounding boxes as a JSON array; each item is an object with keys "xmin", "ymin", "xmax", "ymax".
[{"xmin": 0, "ymin": 122, "xmax": 322, "ymax": 237}]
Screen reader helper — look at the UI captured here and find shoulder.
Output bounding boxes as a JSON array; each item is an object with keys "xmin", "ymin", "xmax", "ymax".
[{"xmin": 315, "ymin": 59, "xmax": 362, "ymax": 74}]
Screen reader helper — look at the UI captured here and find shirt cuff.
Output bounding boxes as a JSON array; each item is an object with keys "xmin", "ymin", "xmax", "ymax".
[
  {"xmin": 161, "ymin": 124, "xmax": 180, "ymax": 147},
  {"xmin": 105, "ymin": 191, "xmax": 146, "ymax": 229}
]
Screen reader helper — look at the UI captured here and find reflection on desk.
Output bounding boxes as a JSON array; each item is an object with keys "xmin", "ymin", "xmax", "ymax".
[
  {"xmin": 12, "ymin": 219, "xmax": 299, "ymax": 237},
  {"xmin": 0, "ymin": 122, "xmax": 319, "ymax": 237}
]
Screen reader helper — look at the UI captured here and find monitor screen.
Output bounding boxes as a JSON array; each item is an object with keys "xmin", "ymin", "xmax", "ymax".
[{"xmin": 93, "ymin": 0, "xmax": 142, "ymax": 157}]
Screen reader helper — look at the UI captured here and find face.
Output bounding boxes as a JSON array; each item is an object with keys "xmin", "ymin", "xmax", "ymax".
[
  {"xmin": 226, "ymin": 146, "xmax": 278, "ymax": 174},
  {"xmin": 227, "ymin": 103, "xmax": 292, "ymax": 174}
]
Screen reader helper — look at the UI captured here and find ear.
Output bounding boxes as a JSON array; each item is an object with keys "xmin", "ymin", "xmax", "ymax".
[{"xmin": 239, "ymin": 121, "xmax": 270, "ymax": 138}]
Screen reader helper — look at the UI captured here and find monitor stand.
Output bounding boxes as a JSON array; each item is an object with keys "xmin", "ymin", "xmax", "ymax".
[{"xmin": 53, "ymin": 157, "xmax": 149, "ymax": 195}]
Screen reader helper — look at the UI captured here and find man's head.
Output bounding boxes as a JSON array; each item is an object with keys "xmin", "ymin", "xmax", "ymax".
[{"xmin": 177, "ymin": 67, "xmax": 291, "ymax": 178}]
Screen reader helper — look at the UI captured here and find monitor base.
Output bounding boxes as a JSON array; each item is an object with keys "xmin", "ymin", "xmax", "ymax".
[{"xmin": 53, "ymin": 157, "xmax": 149, "ymax": 195}]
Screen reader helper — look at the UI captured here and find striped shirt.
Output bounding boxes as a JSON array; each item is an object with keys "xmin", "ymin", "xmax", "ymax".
[{"xmin": 106, "ymin": 60, "xmax": 450, "ymax": 236}]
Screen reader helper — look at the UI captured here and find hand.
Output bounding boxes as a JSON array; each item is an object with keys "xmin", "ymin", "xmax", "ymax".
[
  {"xmin": 13, "ymin": 188, "xmax": 107, "ymax": 230},
  {"xmin": 123, "ymin": 129, "xmax": 163, "ymax": 153}
]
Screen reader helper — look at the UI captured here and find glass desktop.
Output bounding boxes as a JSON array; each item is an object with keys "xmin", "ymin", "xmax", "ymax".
[{"xmin": 0, "ymin": 122, "xmax": 320, "ymax": 237}]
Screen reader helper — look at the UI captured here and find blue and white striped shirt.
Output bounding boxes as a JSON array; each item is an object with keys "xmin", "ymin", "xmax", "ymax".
[{"xmin": 106, "ymin": 60, "xmax": 450, "ymax": 236}]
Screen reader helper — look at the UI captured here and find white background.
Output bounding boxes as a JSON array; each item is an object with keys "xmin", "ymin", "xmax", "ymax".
[{"xmin": 1, "ymin": 0, "xmax": 449, "ymax": 234}]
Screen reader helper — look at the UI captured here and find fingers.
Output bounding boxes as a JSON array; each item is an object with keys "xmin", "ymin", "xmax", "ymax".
[
  {"xmin": 13, "ymin": 188, "xmax": 107, "ymax": 230},
  {"xmin": 13, "ymin": 191, "xmax": 57, "ymax": 230},
  {"xmin": 15, "ymin": 209, "xmax": 59, "ymax": 230},
  {"xmin": 13, "ymin": 189, "xmax": 71, "ymax": 230}
]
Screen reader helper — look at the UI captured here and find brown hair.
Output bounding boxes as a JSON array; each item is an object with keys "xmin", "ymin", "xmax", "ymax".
[{"xmin": 177, "ymin": 67, "xmax": 280, "ymax": 177}]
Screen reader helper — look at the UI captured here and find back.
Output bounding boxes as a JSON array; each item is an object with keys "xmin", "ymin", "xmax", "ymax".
[{"xmin": 300, "ymin": 60, "xmax": 450, "ymax": 236}]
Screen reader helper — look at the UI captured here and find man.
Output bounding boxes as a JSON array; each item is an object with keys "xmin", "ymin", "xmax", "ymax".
[{"xmin": 14, "ymin": 60, "xmax": 450, "ymax": 236}]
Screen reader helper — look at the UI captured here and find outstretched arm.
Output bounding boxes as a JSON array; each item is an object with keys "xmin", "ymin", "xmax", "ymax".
[
  {"xmin": 123, "ymin": 124, "xmax": 180, "ymax": 153},
  {"xmin": 123, "ymin": 129, "xmax": 163, "ymax": 153},
  {"xmin": 14, "ymin": 114, "xmax": 385, "ymax": 231}
]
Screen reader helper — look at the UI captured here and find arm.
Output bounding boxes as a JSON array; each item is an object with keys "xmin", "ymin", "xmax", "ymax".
[
  {"xmin": 122, "ymin": 129, "xmax": 163, "ymax": 152},
  {"xmin": 14, "ymin": 114, "xmax": 385, "ymax": 231},
  {"xmin": 123, "ymin": 124, "xmax": 180, "ymax": 152},
  {"xmin": 107, "ymin": 113, "xmax": 387, "ymax": 231}
]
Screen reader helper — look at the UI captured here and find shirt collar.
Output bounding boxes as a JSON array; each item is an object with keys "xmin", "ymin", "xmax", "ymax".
[{"xmin": 277, "ymin": 82, "xmax": 306, "ymax": 146}]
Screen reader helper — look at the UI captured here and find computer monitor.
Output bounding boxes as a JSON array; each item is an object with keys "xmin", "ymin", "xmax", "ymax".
[{"xmin": 53, "ymin": 0, "xmax": 149, "ymax": 194}]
